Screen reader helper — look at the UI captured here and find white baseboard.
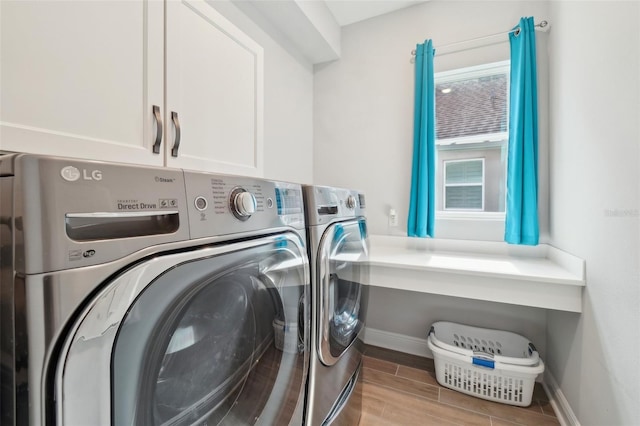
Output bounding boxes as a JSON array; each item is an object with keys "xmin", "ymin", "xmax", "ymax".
[
  {"xmin": 543, "ymin": 370, "xmax": 581, "ymax": 426},
  {"xmin": 364, "ymin": 327, "xmax": 580, "ymax": 426},
  {"xmin": 363, "ymin": 327, "xmax": 431, "ymax": 358}
]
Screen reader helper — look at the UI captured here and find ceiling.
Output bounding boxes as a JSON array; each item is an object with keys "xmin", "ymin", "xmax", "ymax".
[
  {"xmin": 238, "ymin": 0, "xmax": 430, "ymax": 64},
  {"xmin": 324, "ymin": 0, "xmax": 429, "ymax": 27}
]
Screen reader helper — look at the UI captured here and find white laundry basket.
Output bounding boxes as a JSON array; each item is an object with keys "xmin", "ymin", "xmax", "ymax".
[{"xmin": 427, "ymin": 321, "xmax": 544, "ymax": 407}]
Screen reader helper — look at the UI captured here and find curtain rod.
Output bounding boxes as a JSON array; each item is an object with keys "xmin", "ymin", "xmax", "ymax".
[{"xmin": 411, "ymin": 20, "xmax": 548, "ymax": 56}]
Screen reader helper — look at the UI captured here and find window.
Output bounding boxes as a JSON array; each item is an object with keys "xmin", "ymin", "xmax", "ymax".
[
  {"xmin": 444, "ymin": 158, "xmax": 484, "ymax": 210},
  {"xmin": 435, "ymin": 61, "xmax": 509, "ymax": 215}
]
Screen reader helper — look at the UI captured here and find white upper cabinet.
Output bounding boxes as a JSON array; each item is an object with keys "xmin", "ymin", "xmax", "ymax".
[
  {"xmin": 0, "ymin": 0, "xmax": 264, "ymax": 176},
  {"xmin": 0, "ymin": 1, "xmax": 165, "ymax": 166},
  {"xmin": 165, "ymin": 0, "xmax": 263, "ymax": 176}
]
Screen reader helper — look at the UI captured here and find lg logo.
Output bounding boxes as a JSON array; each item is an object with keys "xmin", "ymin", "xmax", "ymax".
[{"xmin": 60, "ymin": 166, "xmax": 103, "ymax": 182}]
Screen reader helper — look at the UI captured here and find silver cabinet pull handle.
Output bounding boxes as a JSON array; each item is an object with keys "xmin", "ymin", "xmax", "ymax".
[
  {"xmin": 171, "ymin": 111, "xmax": 181, "ymax": 157},
  {"xmin": 152, "ymin": 105, "xmax": 163, "ymax": 154}
]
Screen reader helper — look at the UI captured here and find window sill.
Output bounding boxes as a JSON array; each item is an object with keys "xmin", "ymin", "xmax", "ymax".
[{"xmin": 364, "ymin": 235, "xmax": 585, "ymax": 313}]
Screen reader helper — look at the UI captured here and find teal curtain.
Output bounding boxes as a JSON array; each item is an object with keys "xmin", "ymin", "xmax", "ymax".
[
  {"xmin": 505, "ymin": 17, "xmax": 539, "ymax": 245},
  {"xmin": 408, "ymin": 40, "xmax": 436, "ymax": 238}
]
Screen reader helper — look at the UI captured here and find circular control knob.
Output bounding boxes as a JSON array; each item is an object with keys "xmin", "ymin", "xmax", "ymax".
[
  {"xmin": 230, "ymin": 188, "xmax": 256, "ymax": 220},
  {"xmin": 346, "ymin": 195, "xmax": 357, "ymax": 209}
]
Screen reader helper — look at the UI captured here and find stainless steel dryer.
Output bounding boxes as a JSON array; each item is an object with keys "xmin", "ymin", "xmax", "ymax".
[
  {"xmin": 303, "ymin": 186, "xmax": 369, "ymax": 426},
  {"xmin": 0, "ymin": 153, "xmax": 310, "ymax": 426}
]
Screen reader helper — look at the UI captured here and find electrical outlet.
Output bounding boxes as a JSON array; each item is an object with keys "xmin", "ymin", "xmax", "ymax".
[{"xmin": 389, "ymin": 209, "xmax": 398, "ymax": 227}]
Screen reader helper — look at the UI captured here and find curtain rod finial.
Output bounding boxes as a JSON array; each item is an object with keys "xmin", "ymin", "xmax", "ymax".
[{"xmin": 538, "ymin": 20, "xmax": 550, "ymax": 32}]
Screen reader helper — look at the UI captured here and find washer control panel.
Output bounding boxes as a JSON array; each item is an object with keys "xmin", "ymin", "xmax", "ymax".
[
  {"xmin": 3, "ymin": 153, "xmax": 306, "ymax": 272},
  {"xmin": 184, "ymin": 171, "xmax": 305, "ymax": 238}
]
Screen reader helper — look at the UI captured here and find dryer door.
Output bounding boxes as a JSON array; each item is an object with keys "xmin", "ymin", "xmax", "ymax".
[
  {"xmin": 55, "ymin": 233, "xmax": 309, "ymax": 426},
  {"xmin": 317, "ymin": 218, "xmax": 369, "ymax": 366}
]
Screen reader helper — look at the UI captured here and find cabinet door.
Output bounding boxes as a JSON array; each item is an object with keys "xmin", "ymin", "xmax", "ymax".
[
  {"xmin": 0, "ymin": 1, "xmax": 164, "ymax": 166},
  {"xmin": 165, "ymin": 0, "xmax": 264, "ymax": 176}
]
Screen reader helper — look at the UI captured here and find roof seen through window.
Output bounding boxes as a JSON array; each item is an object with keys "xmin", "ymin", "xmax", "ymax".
[{"xmin": 435, "ymin": 74, "xmax": 508, "ymax": 140}]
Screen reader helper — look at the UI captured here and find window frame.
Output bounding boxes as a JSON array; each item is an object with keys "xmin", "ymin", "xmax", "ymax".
[
  {"xmin": 443, "ymin": 158, "xmax": 485, "ymax": 212},
  {"xmin": 435, "ymin": 60, "xmax": 510, "ymax": 220}
]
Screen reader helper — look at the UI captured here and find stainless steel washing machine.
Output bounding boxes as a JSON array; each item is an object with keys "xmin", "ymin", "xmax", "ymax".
[
  {"xmin": 0, "ymin": 153, "xmax": 310, "ymax": 426},
  {"xmin": 303, "ymin": 186, "xmax": 369, "ymax": 426}
]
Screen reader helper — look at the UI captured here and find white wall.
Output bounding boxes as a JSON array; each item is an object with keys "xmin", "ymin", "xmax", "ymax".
[
  {"xmin": 208, "ymin": 0, "xmax": 314, "ymax": 184},
  {"xmin": 547, "ymin": 1, "xmax": 640, "ymax": 424},
  {"xmin": 313, "ymin": 0, "xmax": 550, "ymax": 241}
]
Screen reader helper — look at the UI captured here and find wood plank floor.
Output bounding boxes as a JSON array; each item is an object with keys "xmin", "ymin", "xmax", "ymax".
[{"xmin": 360, "ymin": 345, "xmax": 560, "ymax": 426}]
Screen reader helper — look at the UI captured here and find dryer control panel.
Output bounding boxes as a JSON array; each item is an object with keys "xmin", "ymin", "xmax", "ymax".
[{"xmin": 302, "ymin": 185, "xmax": 366, "ymax": 227}]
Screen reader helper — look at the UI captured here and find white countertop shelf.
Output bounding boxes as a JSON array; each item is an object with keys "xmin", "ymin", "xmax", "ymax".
[{"xmin": 364, "ymin": 235, "xmax": 585, "ymax": 313}]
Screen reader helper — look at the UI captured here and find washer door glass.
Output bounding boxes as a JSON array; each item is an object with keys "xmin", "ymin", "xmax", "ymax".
[
  {"xmin": 317, "ymin": 219, "xmax": 369, "ymax": 366},
  {"xmin": 56, "ymin": 234, "xmax": 308, "ymax": 426},
  {"xmin": 114, "ymin": 238, "xmax": 308, "ymax": 425}
]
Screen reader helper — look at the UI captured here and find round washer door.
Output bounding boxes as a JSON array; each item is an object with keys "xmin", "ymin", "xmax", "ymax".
[
  {"xmin": 317, "ymin": 218, "xmax": 369, "ymax": 366},
  {"xmin": 55, "ymin": 234, "xmax": 309, "ymax": 426}
]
